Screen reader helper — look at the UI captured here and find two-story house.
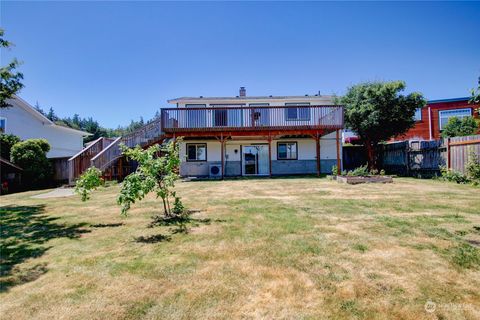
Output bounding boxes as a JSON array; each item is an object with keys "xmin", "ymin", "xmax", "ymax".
[{"xmin": 162, "ymin": 87, "xmax": 344, "ymax": 178}]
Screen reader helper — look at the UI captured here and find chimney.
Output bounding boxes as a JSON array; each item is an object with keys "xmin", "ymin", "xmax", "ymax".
[{"xmin": 239, "ymin": 87, "xmax": 246, "ymax": 97}]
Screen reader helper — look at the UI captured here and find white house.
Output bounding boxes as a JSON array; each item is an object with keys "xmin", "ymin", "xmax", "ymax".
[
  {"xmin": 163, "ymin": 87, "xmax": 344, "ymax": 177},
  {"xmin": 0, "ymin": 95, "xmax": 90, "ymax": 181}
]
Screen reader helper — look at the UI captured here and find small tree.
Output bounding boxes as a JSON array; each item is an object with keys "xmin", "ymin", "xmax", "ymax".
[
  {"xmin": 10, "ymin": 139, "xmax": 52, "ymax": 187},
  {"xmin": 75, "ymin": 140, "xmax": 184, "ymax": 217},
  {"xmin": 470, "ymin": 76, "xmax": 480, "ymax": 105},
  {"xmin": 0, "ymin": 133, "xmax": 21, "ymax": 159},
  {"xmin": 441, "ymin": 116, "xmax": 478, "ymax": 138},
  {"xmin": 340, "ymin": 81, "xmax": 426, "ymax": 169},
  {"xmin": 117, "ymin": 140, "xmax": 182, "ymax": 216},
  {"xmin": 0, "ymin": 28, "xmax": 24, "ymax": 108}
]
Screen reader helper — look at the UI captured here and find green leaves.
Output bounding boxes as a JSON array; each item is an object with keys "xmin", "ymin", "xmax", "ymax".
[
  {"xmin": 116, "ymin": 139, "xmax": 183, "ymax": 217},
  {"xmin": 10, "ymin": 139, "xmax": 52, "ymax": 187},
  {"xmin": 0, "ymin": 28, "xmax": 24, "ymax": 108},
  {"xmin": 340, "ymin": 81, "xmax": 426, "ymax": 168},
  {"xmin": 441, "ymin": 116, "xmax": 478, "ymax": 138},
  {"xmin": 74, "ymin": 167, "xmax": 103, "ymax": 201}
]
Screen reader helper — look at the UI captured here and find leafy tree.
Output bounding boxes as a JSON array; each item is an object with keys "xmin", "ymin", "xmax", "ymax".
[
  {"xmin": 75, "ymin": 140, "xmax": 184, "ymax": 218},
  {"xmin": 0, "ymin": 133, "xmax": 21, "ymax": 159},
  {"xmin": 339, "ymin": 81, "xmax": 426, "ymax": 169},
  {"xmin": 10, "ymin": 139, "xmax": 52, "ymax": 187},
  {"xmin": 75, "ymin": 167, "xmax": 103, "ymax": 201},
  {"xmin": 470, "ymin": 76, "xmax": 480, "ymax": 105},
  {"xmin": 441, "ymin": 116, "xmax": 478, "ymax": 138},
  {"xmin": 117, "ymin": 140, "xmax": 182, "ymax": 216},
  {"xmin": 46, "ymin": 107, "xmax": 58, "ymax": 122},
  {"xmin": 0, "ymin": 28, "xmax": 24, "ymax": 108}
]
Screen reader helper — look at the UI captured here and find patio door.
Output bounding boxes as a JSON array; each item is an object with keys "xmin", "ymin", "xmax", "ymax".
[{"xmin": 242, "ymin": 145, "xmax": 269, "ymax": 176}]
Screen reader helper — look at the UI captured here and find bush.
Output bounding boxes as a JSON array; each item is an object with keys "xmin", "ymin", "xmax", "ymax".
[
  {"xmin": 465, "ymin": 148, "xmax": 480, "ymax": 182},
  {"xmin": 440, "ymin": 166, "xmax": 470, "ymax": 184},
  {"xmin": 0, "ymin": 133, "xmax": 21, "ymax": 159},
  {"xmin": 10, "ymin": 139, "xmax": 52, "ymax": 188},
  {"xmin": 441, "ymin": 116, "xmax": 478, "ymax": 138},
  {"xmin": 348, "ymin": 165, "xmax": 370, "ymax": 177},
  {"xmin": 331, "ymin": 165, "xmax": 338, "ymax": 176}
]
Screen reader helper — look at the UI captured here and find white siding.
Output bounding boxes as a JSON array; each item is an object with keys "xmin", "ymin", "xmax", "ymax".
[{"xmin": 0, "ymin": 99, "xmax": 86, "ymax": 158}]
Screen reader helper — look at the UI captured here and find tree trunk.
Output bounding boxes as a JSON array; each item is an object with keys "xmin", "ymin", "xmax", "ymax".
[{"xmin": 365, "ymin": 140, "xmax": 377, "ymax": 170}]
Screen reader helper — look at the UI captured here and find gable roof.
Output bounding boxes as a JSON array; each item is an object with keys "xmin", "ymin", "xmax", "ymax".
[{"xmin": 8, "ymin": 96, "xmax": 91, "ymax": 136}]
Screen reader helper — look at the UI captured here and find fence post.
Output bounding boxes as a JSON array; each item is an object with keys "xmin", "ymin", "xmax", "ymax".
[
  {"xmin": 405, "ymin": 141, "xmax": 410, "ymax": 177},
  {"xmin": 447, "ymin": 137, "xmax": 451, "ymax": 169}
]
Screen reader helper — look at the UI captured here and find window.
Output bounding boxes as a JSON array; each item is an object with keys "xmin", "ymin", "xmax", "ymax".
[
  {"xmin": 285, "ymin": 103, "xmax": 310, "ymax": 121},
  {"xmin": 277, "ymin": 142, "xmax": 297, "ymax": 160},
  {"xmin": 414, "ymin": 108, "xmax": 422, "ymax": 121},
  {"xmin": 0, "ymin": 117, "xmax": 5, "ymax": 133},
  {"xmin": 439, "ymin": 108, "xmax": 472, "ymax": 130},
  {"xmin": 186, "ymin": 143, "xmax": 207, "ymax": 161}
]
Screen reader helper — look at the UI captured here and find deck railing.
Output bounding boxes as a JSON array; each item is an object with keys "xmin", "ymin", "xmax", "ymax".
[
  {"xmin": 161, "ymin": 105, "xmax": 344, "ymax": 132},
  {"xmin": 68, "ymin": 137, "xmax": 115, "ymax": 182},
  {"xmin": 90, "ymin": 137, "xmax": 123, "ymax": 171}
]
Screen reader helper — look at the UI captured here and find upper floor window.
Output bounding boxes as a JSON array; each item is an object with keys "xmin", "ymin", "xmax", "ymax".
[
  {"xmin": 414, "ymin": 108, "xmax": 422, "ymax": 121},
  {"xmin": 186, "ymin": 143, "xmax": 207, "ymax": 161},
  {"xmin": 277, "ymin": 142, "xmax": 297, "ymax": 160},
  {"xmin": 285, "ymin": 103, "xmax": 310, "ymax": 121},
  {"xmin": 439, "ymin": 108, "xmax": 472, "ymax": 130},
  {"xmin": 0, "ymin": 117, "xmax": 6, "ymax": 133}
]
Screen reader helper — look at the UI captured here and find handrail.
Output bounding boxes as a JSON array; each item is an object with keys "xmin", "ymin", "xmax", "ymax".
[
  {"xmin": 68, "ymin": 137, "xmax": 103, "ymax": 161},
  {"xmin": 91, "ymin": 137, "xmax": 122, "ymax": 171},
  {"xmin": 161, "ymin": 105, "xmax": 344, "ymax": 132}
]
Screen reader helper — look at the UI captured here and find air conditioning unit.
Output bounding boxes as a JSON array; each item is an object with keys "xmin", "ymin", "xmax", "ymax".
[{"xmin": 209, "ymin": 164, "xmax": 222, "ymax": 178}]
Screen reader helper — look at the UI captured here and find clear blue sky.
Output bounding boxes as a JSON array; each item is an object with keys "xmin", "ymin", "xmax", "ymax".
[{"xmin": 1, "ymin": 1, "xmax": 479, "ymax": 128}]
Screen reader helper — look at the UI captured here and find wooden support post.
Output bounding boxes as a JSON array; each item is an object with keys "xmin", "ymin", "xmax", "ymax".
[
  {"xmin": 447, "ymin": 137, "xmax": 451, "ymax": 169},
  {"xmin": 336, "ymin": 129, "xmax": 341, "ymax": 175},
  {"xmin": 268, "ymin": 134, "xmax": 272, "ymax": 177},
  {"xmin": 315, "ymin": 134, "xmax": 321, "ymax": 176},
  {"xmin": 118, "ymin": 157, "xmax": 123, "ymax": 180},
  {"xmin": 220, "ymin": 134, "xmax": 225, "ymax": 180}
]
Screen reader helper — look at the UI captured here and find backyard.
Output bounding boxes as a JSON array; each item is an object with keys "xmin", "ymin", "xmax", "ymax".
[{"xmin": 1, "ymin": 177, "xmax": 479, "ymax": 319}]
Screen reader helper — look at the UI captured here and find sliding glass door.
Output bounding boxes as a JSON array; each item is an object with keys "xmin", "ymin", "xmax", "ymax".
[{"xmin": 242, "ymin": 145, "xmax": 269, "ymax": 176}]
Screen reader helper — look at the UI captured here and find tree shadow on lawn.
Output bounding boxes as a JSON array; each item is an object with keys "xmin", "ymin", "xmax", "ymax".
[
  {"xmin": 0, "ymin": 204, "xmax": 90, "ymax": 292},
  {"xmin": 135, "ymin": 210, "xmax": 227, "ymax": 242}
]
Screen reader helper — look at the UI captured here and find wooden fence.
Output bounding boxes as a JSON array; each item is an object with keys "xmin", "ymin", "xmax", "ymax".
[
  {"xmin": 343, "ymin": 135, "xmax": 480, "ymax": 177},
  {"xmin": 447, "ymin": 134, "xmax": 480, "ymax": 174}
]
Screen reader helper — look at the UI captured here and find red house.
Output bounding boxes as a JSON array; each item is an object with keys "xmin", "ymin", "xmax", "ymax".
[{"xmin": 394, "ymin": 97, "xmax": 479, "ymax": 141}]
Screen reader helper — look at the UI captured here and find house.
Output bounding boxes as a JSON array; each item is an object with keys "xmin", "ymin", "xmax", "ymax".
[
  {"xmin": 394, "ymin": 97, "xmax": 479, "ymax": 141},
  {"xmin": 0, "ymin": 96, "xmax": 91, "ymax": 182},
  {"xmin": 164, "ymin": 87, "xmax": 344, "ymax": 177}
]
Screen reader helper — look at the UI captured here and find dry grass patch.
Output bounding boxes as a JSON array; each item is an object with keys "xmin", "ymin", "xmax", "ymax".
[{"xmin": 1, "ymin": 177, "xmax": 479, "ymax": 319}]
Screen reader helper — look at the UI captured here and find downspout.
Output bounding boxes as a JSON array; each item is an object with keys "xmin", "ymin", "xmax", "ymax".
[{"xmin": 428, "ymin": 106, "xmax": 433, "ymax": 140}]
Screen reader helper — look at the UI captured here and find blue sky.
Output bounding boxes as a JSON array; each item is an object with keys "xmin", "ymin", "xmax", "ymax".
[{"xmin": 1, "ymin": 1, "xmax": 479, "ymax": 128}]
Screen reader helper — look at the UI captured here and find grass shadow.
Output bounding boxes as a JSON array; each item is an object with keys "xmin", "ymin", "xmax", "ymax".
[
  {"xmin": 0, "ymin": 204, "xmax": 90, "ymax": 292},
  {"xmin": 90, "ymin": 223, "xmax": 124, "ymax": 228},
  {"xmin": 134, "ymin": 234, "xmax": 172, "ymax": 243}
]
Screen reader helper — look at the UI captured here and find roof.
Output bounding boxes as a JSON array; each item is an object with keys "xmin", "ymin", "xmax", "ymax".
[
  {"xmin": 168, "ymin": 94, "xmax": 335, "ymax": 104},
  {"xmin": 0, "ymin": 157, "xmax": 23, "ymax": 171},
  {"xmin": 8, "ymin": 96, "xmax": 92, "ymax": 136},
  {"xmin": 428, "ymin": 97, "xmax": 471, "ymax": 104}
]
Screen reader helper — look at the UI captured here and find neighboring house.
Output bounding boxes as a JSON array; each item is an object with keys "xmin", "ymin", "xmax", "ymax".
[
  {"xmin": 394, "ymin": 97, "xmax": 479, "ymax": 141},
  {"xmin": 164, "ymin": 87, "xmax": 344, "ymax": 177},
  {"xmin": 0, "ymin": 96, "xmax": 91, "ymax": 182}
]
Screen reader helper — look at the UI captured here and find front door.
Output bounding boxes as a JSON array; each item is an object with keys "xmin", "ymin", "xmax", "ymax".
[{"xmin": 242, "ymin": 145, "xmax": 269, "ymax": 175}]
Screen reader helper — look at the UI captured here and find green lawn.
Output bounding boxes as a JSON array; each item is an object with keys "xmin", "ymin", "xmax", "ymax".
[{"xmin": 1, "ymin": 178, "xmax": 480, "ymax": 319}]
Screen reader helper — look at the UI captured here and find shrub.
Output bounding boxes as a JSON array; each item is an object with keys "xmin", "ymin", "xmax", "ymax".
[
  {"xmin": 465, "ymin": 148, "xmax": 480, "ymax": 182},
  {"xmin": 349, "ymin": 165, "xmax": 370, "ymax": 177},
  {"xmin": 331, "ymin": 165, "xmax": 338, "ymax": 176},
  {"xmin": 380, "ymin": 169, "xmax": 386, "ymax": 176},
  {"xmin": 10, "ymin": 139, "xmax": 52, "ymax": 188},
  {"xmin": 75, "ymin": 167, "xmax": 103, "ymax": 201},
  {"xmin": 440, "ymin": 166, "xmax": 469, "ymax": 184},
  {"xmin": 0, "ymin": 133, "xmax": 20, "ymax": 159},
  {"xmin": 441, "ymin": 116, "xmax": 478, "ymax": 138}
]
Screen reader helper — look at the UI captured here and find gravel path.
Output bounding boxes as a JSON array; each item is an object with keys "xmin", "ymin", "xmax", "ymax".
[{"xmin": 31, "ymin": 188, "xmax": 75, "ymax": 199}]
